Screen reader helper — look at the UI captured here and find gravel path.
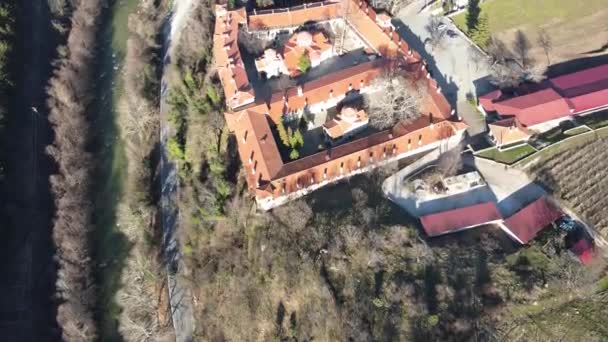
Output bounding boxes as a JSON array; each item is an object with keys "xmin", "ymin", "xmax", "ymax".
[{"xmin": 393, "ymin": 1, "xmax": 492, "ymax": 136}]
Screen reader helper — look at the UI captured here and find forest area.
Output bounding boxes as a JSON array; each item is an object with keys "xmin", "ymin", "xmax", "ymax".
[{"xmin": 163, "ymin": 2, "xmax": 608, "ymax": 342}]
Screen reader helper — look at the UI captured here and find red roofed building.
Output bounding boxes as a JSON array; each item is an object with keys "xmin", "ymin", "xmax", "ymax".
[
  {"xmin": 479, "ymin": 64, "xmax": 608, "ymax": 131},
  {"xmin": 216, "ymin": 1, "xmax": 466, "ymax": 209},
  {"xmin": 420, "ymin": 202, "xmax": 503, "ymax": 237},
  {"xmin": 502, "ymin": 197, "xmax": 563, "ymax": 244}
]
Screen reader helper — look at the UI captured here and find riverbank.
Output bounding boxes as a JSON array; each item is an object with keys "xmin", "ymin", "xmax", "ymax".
[{"xmin": 91, "ymin": 0, "xmax": 139, "ymax": 339}]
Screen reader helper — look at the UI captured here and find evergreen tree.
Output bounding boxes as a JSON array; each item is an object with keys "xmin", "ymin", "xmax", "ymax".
[
  {"xmin": 471, "ymin": 12, "xmax": 490, "ymax": 48},
  {"xmin": 293, "ymin": 129, "xmax": 304, "ymax": 148},
  {"xmin": 277, "ymin": 120, "xmax": 290, "ymax": 147},
  {"xmin": 466, "ymin": 0, "xmax": 481, "ymax": 33},
  {"xmin": 289, "ymin": 148, "xmax": 300, "ymax": 160}
]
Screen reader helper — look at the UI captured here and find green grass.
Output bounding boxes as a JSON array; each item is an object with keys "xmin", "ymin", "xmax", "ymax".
[
  {"xmin": 476, "ymin": 144, "xmax": 536, "ymax": 164},
  {"xmin": 580, "ymin": 109, "xmax": 608, "ymax": 130},
  {"xmin": 564, "ymin": 126, "xmax": 591, "ymax": 136},
  {"xmin": 517, "ymin": 126, "xmax": 608, "ymax": 168},
  {"xmin": 452, "ymin": 0, "xmax": 607, "ymax": 34}
]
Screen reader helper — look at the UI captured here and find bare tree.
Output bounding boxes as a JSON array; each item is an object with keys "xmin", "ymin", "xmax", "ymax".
[
  {"xmin": 425, "ymin": 16, "xmax": 446, "ymax": 49},
  {"xmin": 537, "ymin": 28, "xmax": 553, "ymax": 65},
  {"xmin": 513, "ymin": 30, "xmax": 532, "ymax": 67},
  {"xmin": 238, "ymin": 29, "xmax": 267, "ymax": 56},
  {"xmin": 367, "ymin": 73, "xmax": 425, "ymax": 130},
  {"xmin": 486, "ymin": 36, "xmax": 511, "ymax": 65},
  {"xmin": 437, "ymin": 146, "xmax": 463, "ymax": 177},
  {"xmin": 489, "ymin": 62, "xmax": 524, "ymax": 88}
]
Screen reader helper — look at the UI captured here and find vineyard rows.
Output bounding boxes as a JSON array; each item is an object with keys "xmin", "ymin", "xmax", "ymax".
[{"xmin": 531, "ymin": 139, "xmax": 608, "ymax": 237}]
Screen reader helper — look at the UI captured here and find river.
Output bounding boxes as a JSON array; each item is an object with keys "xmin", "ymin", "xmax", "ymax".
[{"xmin": 92, "ymin": 0, "xmax": 138, "ymax": 340}]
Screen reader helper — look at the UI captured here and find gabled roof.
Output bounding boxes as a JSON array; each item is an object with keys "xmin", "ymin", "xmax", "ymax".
[
  {"xmin": 479, "ymin": 64, "xmax": 608, "ymax": 126},
  {"xmin": 231, "ymin": 110, "xmax": 284, "ymax": 181},
  {"xmin": 503, "ymin": 197, "xmax": 563, "ymax": 244},
  {"xmin": 248, "ymin": 1, "xmax": 341, "ymax": 30},
  {"xmin": 420, "ymin": 202, "xmax": 503, "ymax": 237},
  {"xmin": 213, "ymin": 5, "xmax": 254, "ymax": 109},
  {"xmin": 488, "ymin": 118, "xmax": 532, "ymax": 146},
  {"xmin": 491, "ymin": 88, "xmax": 572, "ymax": 126},
  {"xmin": 550, "ymin": 64, "xmax": 608, "ymax": 97}
]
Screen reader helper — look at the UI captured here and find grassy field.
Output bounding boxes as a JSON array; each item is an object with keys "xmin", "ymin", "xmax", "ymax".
[
  {"xmin": 453, "ymin": 0, "xmax": 607, "ymax": 33},
  {"xmin": 452, "ymin": 0, "xmax": 608, "ymax": 63},
  {"xmin": 477, "ymin": 143, "xmax": 536, "ymax": 164}
]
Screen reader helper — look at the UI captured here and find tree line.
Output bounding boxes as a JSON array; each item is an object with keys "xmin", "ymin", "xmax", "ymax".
[{"xmin": 45, "ymin": 0, "xmax": 104, "ymax": 340}]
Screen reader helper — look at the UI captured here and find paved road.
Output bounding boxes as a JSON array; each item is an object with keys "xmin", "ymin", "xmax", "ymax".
[
  {"xmin": 160, "ymin": 0, "xmax": 196, "ymax": 340},
  {"xmin": 393, "ymin": 1, "xmax": 493, "ymax": 136},
  {"xmin": 469, "ymin": 156, "xmax": 547, "ymax": 217}
]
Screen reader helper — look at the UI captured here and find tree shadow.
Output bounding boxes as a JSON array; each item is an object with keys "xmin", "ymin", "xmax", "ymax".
[
  {"xmin": 0, "ymin": 0, "xmax": 62, "ymax": 340},
  {"xmin": 392, "ymin": 18, "xmax": 460, "ymax": 109}
]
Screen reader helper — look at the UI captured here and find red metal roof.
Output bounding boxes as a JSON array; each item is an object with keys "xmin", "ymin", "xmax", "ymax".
[
  {"xmin": 420, "ymin": 202, "xmax": 502, "ymax": 237},
  {"xmin": 550, "ymin": 64, "xmax": 608, "ymax": 93},
  {"xmin": 504, "ymin": 197, "xmax": 562, "ymax": 244},
  {"xmin": 479, "ymin": 64, "xmax": 608, "ymax": 126}
]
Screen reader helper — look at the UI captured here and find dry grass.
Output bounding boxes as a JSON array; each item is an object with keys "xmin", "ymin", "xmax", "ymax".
[
  {"xmin": 453, "ymin": 0, "xmax": 608, "ymax": 64},
  {"xmin": 531, "ymin": 139, "xmax": 608, "ymax": 237}
]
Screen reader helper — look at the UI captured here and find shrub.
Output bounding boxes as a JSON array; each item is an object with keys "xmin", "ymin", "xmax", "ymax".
[
  {"xmin": 289, "ymin": 148, "xmax": 300, "ymax": 160},
  {"xmin": 167, "ymin": 138, "xmax": 185, "ymax": 160},
  {"xmin": 297, "ymin": 53, "xmax": 311, "ymax": 73}
]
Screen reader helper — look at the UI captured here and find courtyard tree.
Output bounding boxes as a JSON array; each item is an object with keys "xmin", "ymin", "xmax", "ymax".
[
  {"xmin": 367, "ymin": 73, "xmax": 425, "ymax": 130},
  {"xmin": 298, "ymin": 53, "xmax": 311, "ymax": 73}
]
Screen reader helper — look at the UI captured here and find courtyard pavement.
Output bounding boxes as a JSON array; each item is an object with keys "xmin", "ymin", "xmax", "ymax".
[{"xmin": 393, "ymin": 1, "xmax": 494, "ymax": 136}]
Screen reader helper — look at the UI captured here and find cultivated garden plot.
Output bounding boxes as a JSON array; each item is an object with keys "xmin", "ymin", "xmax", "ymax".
[{"xmin": 531, "ymin": 139, "xmax": 608, "ymax": 238}]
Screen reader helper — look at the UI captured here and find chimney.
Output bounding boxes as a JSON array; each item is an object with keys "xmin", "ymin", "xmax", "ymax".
[{"xmin": 297, "ymin": 85, "xmax": 303, "ymax": 96}]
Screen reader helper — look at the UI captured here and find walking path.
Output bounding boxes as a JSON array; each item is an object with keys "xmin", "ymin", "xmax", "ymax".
[{"xmin": 160, "ymin": 0, "xmax": 196, "ymax": 340}]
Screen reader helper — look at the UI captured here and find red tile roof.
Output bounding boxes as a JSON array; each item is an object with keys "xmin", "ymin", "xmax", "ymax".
[
  {"xmin": 503, "ymin": 197, "xmax": 563, "ymax": 244},
  {"xmin": 219, "ymin": 0, "xmax": 461, "ymax": 201},
  {"xmin": 420, "ymin": 202, "xmax": 503, "ymax": 237},
  {"xmin": 248, "ymin": 1, "xmax": 341, "ymax": 30}
]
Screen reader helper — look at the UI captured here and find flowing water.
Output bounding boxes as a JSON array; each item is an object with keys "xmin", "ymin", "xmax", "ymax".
[{"xmin": 92, "ymin": 0, "xmax": 138, "ymax": 339}]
